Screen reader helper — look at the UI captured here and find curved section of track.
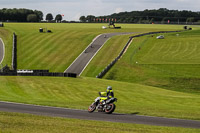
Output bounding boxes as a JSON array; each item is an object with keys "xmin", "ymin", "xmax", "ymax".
[
  {"xmin": 0, "ymin": 101, "xmax": 200, "ymax": 129},
  {"xmin": 64, "ymin": 32, "xmax": 135, "ymax": 76},
  {"xmin": 0, "ymin": 38, "xmax": 5, "ymax": 64}
]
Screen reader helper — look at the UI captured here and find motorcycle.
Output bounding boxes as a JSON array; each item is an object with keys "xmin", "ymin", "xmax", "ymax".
[{"xmin": 88, "ymin": 97, "xmax": 117, "ymax": 114}]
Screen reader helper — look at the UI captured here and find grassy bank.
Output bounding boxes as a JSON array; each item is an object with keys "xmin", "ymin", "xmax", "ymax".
[
  {"xmin": 83, "ymin": 28, "xmax": 200, "ymax": 93},
  {"xmin": 0, "ymin": 112, "xmax": 200, "ymax": 133},
  {"xmin": 0, "ymin": 76, "xmax": 200, "ymax": 120},
  {"xmin": 0, "ymin": 27, "xmax": 13, "ymax": 67}
]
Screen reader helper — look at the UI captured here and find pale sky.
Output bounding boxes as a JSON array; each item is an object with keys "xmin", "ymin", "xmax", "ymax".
[{"xmin": 0, "ymin": 0, "xmax": 200, "ymax": 21}]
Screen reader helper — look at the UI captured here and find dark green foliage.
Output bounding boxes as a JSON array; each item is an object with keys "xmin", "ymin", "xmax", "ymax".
[
  {"xmin": 86, "ymin": 15, "xmax": 95, "ymax": 22},
  {"xmin": 55, "ymin": 14, "xmax": 62, "ymax": 23},
  {"xmin": 27, "ymin": 14, "xmax": 38, "ymax": 22},
  {"xmin": 46, "ymin": 13, "xmax": 54, "ymax": 22},
  {"xmin": 92, "ymin": 8, "xmax": 200, "ymax": 24},
  {"xmin": 79, "ymin": 16, "xmax": 86, "ymax": 22},
  {"xmin": 0, "ymin": 8, "xmax": 43, "ymax": 22}
]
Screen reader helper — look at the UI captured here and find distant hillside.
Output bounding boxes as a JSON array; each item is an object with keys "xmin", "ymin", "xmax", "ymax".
[{"xmin": 81, "ymin": 8, "xmax": 200, "ymax": 24}]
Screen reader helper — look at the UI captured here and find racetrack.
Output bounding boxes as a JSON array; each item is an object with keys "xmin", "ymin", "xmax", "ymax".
[
  {"xmin": 0, "ymin": 38, "xmax": 4, "ymax": 64},
  {"xmin": 64, "ymin": 32, "xmax": 135, "ymax": 76},
  {"xmin": 0, "ymin": 101, "xmax": 200, "ymax": 129}
]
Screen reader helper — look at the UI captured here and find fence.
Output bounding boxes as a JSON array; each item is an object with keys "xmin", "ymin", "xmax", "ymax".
[
  {"xmin": 12, "ymin": 33, "xmax": 17, "ymax": 71},
  {"xmin": 96, "ymin": 30, "xmax": 183, "ymax": 78},
  {"xmin": 0, "ymin": 71, "xmax": 77, "ymax": 78},
  {"xmin": 17, "ymin": 72, "xmax": 77, "ymax": 77},
  {"xmin": 96, "ymin": 37, "xmax": 133, "ymax": 78}
]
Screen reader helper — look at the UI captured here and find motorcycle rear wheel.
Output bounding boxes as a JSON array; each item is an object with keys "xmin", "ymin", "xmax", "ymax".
[
  {"xmin": 105, "ymin": 103, "xmax": 116, "ymax": 114},
  {"xmin": 88, "ymin": 104, "xmax": 96, "ymax": 113}
]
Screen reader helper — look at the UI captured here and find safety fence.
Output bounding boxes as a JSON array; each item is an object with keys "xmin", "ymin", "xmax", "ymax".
[
  {"xmin": 12, "ymin": 33, "xmax": 17, "ymax": 71},
  {"xmin": 0, "ymin": 71, "xmax": 77, "ymax": 78},
  {"xmin": 96, "ymin": 30, "xmax": 182, "ymax": 78}
]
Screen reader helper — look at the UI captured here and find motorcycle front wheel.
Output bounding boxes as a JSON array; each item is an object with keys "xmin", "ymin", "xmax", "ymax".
[
  {"xmin": 88, "ymin": 103, "xmax": 96, "ymax": 113},
  {"xmin": 105, "ymin": 103, "xmax": 116, "ymax": 114}
]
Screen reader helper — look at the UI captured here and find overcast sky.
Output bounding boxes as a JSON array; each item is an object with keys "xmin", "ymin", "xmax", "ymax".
[{"xmin": 0, "ymin": 0, "xmax": 200, "ymax": 21}]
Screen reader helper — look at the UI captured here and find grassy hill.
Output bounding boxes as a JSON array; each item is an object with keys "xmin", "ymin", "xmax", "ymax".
[
  {"xmin": 83, "ymin": 28, "xmax": 200, "ymax": 93},
  {"xmin": 1, "ymin": 23, "xmax": 183, "ymax": 72}
]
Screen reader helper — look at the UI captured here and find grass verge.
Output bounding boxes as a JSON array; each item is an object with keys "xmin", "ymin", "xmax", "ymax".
[
  {"xmin": 0, "ymin": 112, "xmax": 200, "ymax": 133},
  {"xmin": 0, "ymin": 76, "xmax": 200, "ymax": 120}
]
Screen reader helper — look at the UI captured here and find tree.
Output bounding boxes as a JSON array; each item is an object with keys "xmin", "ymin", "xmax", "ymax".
[
  {"xmin": 79, "ymin": 16, "xmax": 86, "ymax": 22},
  {"xmin": 46, "ymin": 13, "xmax": 53, "ymax": 22},
  {"xmin": 55, "ymin": 14, "xmax": 62, "ymax": 23},
  {"xmin": 34, "ymin": 10, "xmax": 43, "ymax": 21},
  {"xmin": 0, "ymin": 8, "xmax": 43, "ymax": 22},
  {"xmin": 86, "ymin": 15, "xmax": 95, "ymax": 22},
  {"xmin": 186, "ymin": 17, "xmax": 195, "ymax": 24},
  {"xmin": 27, "ymin": 14, "xmax": 38, "ymax": 22}
]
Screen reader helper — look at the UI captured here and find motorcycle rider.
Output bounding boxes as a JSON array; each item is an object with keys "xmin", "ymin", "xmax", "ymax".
[{"xmin": 94, "ymin": 86, "xmax": 114, "ymax": 105}]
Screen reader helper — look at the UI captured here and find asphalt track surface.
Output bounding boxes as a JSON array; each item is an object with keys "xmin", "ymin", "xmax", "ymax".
[
  {"xmin": 64, "ymin": 32, "xmax": 134, "ymax": 75},
  {"xmin": 0, "ymin": 101, "xmax": 200, "ymax": 129},
  {"xmin": 0, "ymin": 38, "xmax": 4, "ymax": 64}
]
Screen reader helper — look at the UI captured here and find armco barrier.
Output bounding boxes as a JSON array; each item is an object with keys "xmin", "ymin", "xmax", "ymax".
[
  {"xmin": 12, "ymin": 33, "xmax": 17, "ymax": 71},
  {"xmin": 96, "ymin": 30, "xmax": 182, "ymax": 78},
  {"xmin": 0, "ymin": 72, "xmax": 77, "ymax": 78},
  {"xmin": 0, "ymin": 72, "xmax": 17, "ymax": 76},
  {"xmin": 17, "ymin": 72, "xmax": 77, "ymax": 78},
  {"xmin": 96, "ymin": 37, "xmax": 133, "ymax": 78}
]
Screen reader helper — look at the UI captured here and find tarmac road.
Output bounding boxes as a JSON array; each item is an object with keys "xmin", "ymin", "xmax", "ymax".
[
  {"xmin": 64, "ymin": 32, "xmax": 135, "ymax": 76},
  {"xmin": 0, "ymin": 101, "xmax": 200, "ymax": 129},
  {"xmin": 0, "ymin": 38, "xmax": 4, "ymax": 64}
]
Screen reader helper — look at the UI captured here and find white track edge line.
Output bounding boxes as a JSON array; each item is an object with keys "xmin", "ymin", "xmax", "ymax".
[
  {"xmin": 0, "ymin": 38, "xmax": 5, "ymax": 65},
  {"xmin": 79, "ymin": 38, "xmax": 111, "ymax": 76},
  {"xmin": 64, "ymin": 34, "xmax": 103, "ymax": 73},
  {"xmin": 0, "ymin": 100, "xmax": 87, "ymax": 112}
]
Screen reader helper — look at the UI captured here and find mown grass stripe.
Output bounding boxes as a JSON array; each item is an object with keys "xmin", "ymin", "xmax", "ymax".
[{"xmin": 26, "ymin": 31, "xmax": 82, "ymax": 70}]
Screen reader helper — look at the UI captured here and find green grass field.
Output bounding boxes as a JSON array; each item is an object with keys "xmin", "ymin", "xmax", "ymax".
[
  {"xmin": 2, "ymin": 23, "xmax": 183, "ymax": 72},
  {"xmin": 1, "ymin": 112, "xmax": 200, "ymax": 133},
  {"xmin": 83, "ymin": 28, "xmax": 200, "ymax": 93},
  {"xmin": 0, "ymin": 76, "xmax": 200, "ymax": 120},
  {"xmin": 0, "ymin": 23, "xmax": 200, "ymax": 131}
]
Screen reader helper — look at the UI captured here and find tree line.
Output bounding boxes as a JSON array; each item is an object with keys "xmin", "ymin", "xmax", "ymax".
[
  {"xmin": 80, "ymin": 8, "xmax": 200, "ymax": 24},
  {"xmin": 0, "ymin": 8, "xmax": 43, "ymax": 22},
  {"xmin": 0, "ymin": 8, "xmax": 63, "ymax": 22}
]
